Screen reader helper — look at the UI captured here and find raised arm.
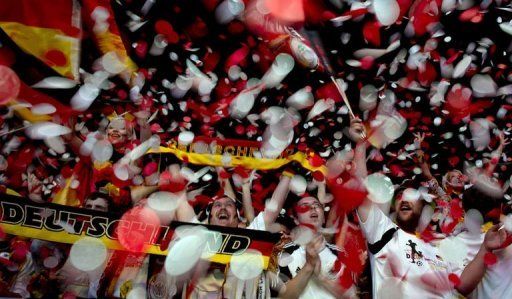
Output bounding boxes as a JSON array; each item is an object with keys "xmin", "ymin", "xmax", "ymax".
[
  {"xmin": 414, "ymin": 132, "xmax": 434, "ymax": 180},
  {"xmin": 263, "ymin": 171, "xmax": 292, "ymax": 227},
  {"xmin": 241, "ymin": 174, "xmax": 255, "ymax": 223},
  {"xmin": 413, "ymin": 132, "xmax": 451, "ymax": 202},
  {"xmin": 316, "ymin": 179, "xmax": 326, "ymax": 203},
  {"xmin": 353, "ymin": 136, "xmax": 372, "ymax": 223},
  {"xmin": 216, "ymin": 167, "xmax": 237, "ymax": 200},
  {"xmin": 457, "ymin": 224, "xmax": 508, "ymax": 295},
  {"xmin": 485, "ymin": 131, "xmax": 509, "ymax": 176},
  {"xmin": 136, "ymin": 111, "xmax": 152, "ymax": 143},
  {"xmin": 62, "ymin": 116, "xmax": 84, "ymax": 155}
]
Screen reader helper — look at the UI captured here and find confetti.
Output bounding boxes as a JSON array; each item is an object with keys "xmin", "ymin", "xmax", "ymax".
[
  {"xmin": 69, "ymin": 237, "xmax": 107, "ymax": 272},
  {"xmin": 364, "ymin": 173, "xmax": 394, "ymax": 204}
]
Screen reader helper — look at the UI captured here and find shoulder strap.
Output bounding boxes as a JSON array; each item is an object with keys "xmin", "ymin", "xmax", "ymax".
[{"xmin": 367, "ymin": 227, "xmax": 399, "ymax": 255}]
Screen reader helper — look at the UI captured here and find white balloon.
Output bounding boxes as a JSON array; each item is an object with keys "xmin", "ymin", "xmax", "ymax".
[
  {"xmin": 43, "ymin": 256, "xmax": 60, "ymax": 269},
  {"xmin": 402, "ymin": 188, "xmax": 420, "ymax": 202},
  {"xmin": 291, "ymin": 226, "xmax": 314, "ymax": 246},
  {"xmin": 261, "ymin": 53, "xmax": 295, "ymax": 88},
  {"xmin": 373, "ymin": 0, "xmax": 400, "ymax": 26},
  {"xmin": 261, "ymin": 113, "xmax": 294, "ymax": 159},
  {"xmin": 499, "ymin": 22, "xmax": 512, "ymax": 36},
  {"xmin": 114, "ymin": 163, "xmax": 130, "ymax": 181},
  {"xmin": 359, "ymin": 85, "xmax": 378, "ymax": 111},
  {"xmin": 230, "ymin": 249, "xmax": 264, "ymax": 280},
  {"xmin": 364, "ymin": 173, "xmax": 394, "ymax": 204},
  {"xmin": 26, "ymin": 122, "xmax": 72, "ymax": 139},
  {"xmin": 44, "ymin": 136, "xmax": 66, "ymax": 154},
  {"xmin": 452, "ymin": 55, "xmax": 472, "ymax": 78},
  {"xmin": 102, "ymin": 51, "xmax": 127, "ymax": 75},
  {"xmin": 178, "ymin": 131, "xmax": 195, "ymax": 145},
  {"xmin": 286, "ymin": 87, "xmax": 314, "ymax": 110},
  {"xmin": 229, "ymin": 90, "xmax": 256, "ymax": 119},
  {"xmin": 464, "ymin": 209, "xmax": 483, "ymax": 235},
  {"xmin": 470, "ymin": 119, "xmax": 491, "ymax": 151},
  {"xmin": 504, "ymin": 214, "xmax": 512, "ymax": 233},
  {"xmin": 31, "ymin": 103, "xmax": 56, "ymax": 115},
  {"xmin": 126, "ymin": 135, "xmax": 160, "ymax": 162},
  {"xmin": 470, "ymin": 74, "xmax": 497, "ymax": 98},
  {"xmin": 79, "ymin": 133, "xmax": 98, "ymax": 156},
  {"xmin": 289, "ymin": 175, "xmax": 307, "ymax": 195},
  {"xmin": 307, "ymin": 98, "xmax": 335, "ymax": 121},
  {"xmin": 92, "ymin": 140, "xmax": 113, "ymax": 162},
  {"xmin": 71, "ymin": 83, "xmax": 100, "ymax": 111},
  {"xmin": 165, "ymin": 228, "xmax": 208, "ymax": 276},
  {"xmin": 31, "ymin": 77, "xmax": 77, "ymax": 89},
  {"xmin": 215, "ymin": 0, "xmax": 245, "ymax": 24},
  {"xmin": 418, "ymin": 205, "xmax": 434, "ymax": 232},
  {"xmin": 69, "ymin": 237, "xmax": 107, "ymax": 272},
  {"xmin": 260, "ymin": 106, "xmax": 286, "ymax": 125},
  {"xmin": 148, "ymin": 191, "xmax": 180, "ymax": 215}
]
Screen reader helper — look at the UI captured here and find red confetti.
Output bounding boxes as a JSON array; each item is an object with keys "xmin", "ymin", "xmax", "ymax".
[
  {"xmin": 448, "ymin": 273, "xmax": 461, "ymax": 286},
  {"xmin": 312, "ymin": 171, "xmax": 324, "ymax": 181},
  {"xmin": 484, "ymin": 252, "xmax": 497, "ymax": 266},
  {"xmin": 363, "ymin": 20, "xmax": 381, "ymax": 47}
]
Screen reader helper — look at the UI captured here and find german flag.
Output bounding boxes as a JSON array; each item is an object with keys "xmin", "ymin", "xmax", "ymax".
[{"xmin": 0, "ymin": 0, "xmax": 82, "ymax": 80}]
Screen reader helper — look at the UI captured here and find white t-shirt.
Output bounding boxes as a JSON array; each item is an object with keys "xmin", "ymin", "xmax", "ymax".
[
  {"xmin": 450, "ymin": 230, "xmax": 512, "ymax": 299},
  {"xmin": 358, "ymin": 204, "xmax": 457, "ymax": 298},
  {"xmin": 278, "ymin": 241, "xmax": 355, "ymax": 299}
]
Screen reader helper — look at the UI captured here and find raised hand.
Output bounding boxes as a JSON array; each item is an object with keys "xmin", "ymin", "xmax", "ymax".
[
  {"xmin": 305, "ymin": 234, "xmax": 324, "ymax": 270},
  {"xmin": 483, "ymin": 224, "xmax": 508, "ymax": 252},
  {"xmin": 413, "ymin": 132, "xmax": 426, "ymax": 149},
  {"xmin": 498, "ymin": 131, "xmax": 510, "ymax": 149},
  {"xmin": 348, "ymin": 116, "xmax": 366, "ymax": 143}
]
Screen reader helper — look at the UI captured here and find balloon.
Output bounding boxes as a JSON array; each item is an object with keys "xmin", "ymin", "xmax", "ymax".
[
  {"xmin": 0, "ymin": 65, "xmax": 20, "ymax": 104},
  {"xmin": 69, "ymin": 237, "xmax": 107, "ymax": 272},
  {"xmin": 31, "ymin": 77, "xmax": 77, "ymax": 89},
  {"xmin": 364, "ymin": 173, "xmax": 394, "ymax": 204},
  {"xmin": 230, "ymin": 249, "xmax": 264, "ymax": 280},
  {"xmin": 289, "ymin": 175, "xmax": 307, "ymax": 195},
  {"xmin": 92, "ymin": 140, "xmax": 114, "ymax": 162},
  {"xmin": 373, "ymin": 0, "xmax": 400, "ymax": 26}
]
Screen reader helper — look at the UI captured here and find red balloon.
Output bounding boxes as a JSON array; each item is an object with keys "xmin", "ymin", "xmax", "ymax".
[
  {"xmin": 117, "ymin": 206, "xmax": 160, "ymax": 252},
  {"xmin": 0, "ymin": 65, "xmax": 20, "ymax": 104}
]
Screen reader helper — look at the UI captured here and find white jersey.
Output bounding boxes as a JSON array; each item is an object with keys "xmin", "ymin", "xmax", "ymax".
[
  {"xmin": 278, "ymin": 241, "xmax": 356, "ymax": 299},
  {"xmin": 450, "ymin": 230, "xmax": 512, "ymax": 299},
  {"xmin": 358, "ymin": 204, "xmax": 457, "ymax": 298}
]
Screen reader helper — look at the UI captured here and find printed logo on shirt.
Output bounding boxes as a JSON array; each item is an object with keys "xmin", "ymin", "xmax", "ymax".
[
  {"xmin": 424, "ymin": 255, "xmax": 448, "ymax": 272},
  {"xmin": 405, "ymin": 240, "xmax": 424, "ymax": 266}
]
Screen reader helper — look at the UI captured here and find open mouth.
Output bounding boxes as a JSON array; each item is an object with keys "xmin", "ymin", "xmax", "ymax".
[
  {"xmin": 399, "ymin": 203, "xmax": 412, "ymax": 212},
  {"xmin": 310, "ymin": 212, "xmax": 319, "ymax": 219},
  {"xmin": 217, "ymin": 211, "xmax": 229, "ymax": 220}
]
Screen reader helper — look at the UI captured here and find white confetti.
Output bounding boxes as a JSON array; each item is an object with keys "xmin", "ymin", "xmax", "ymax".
[
  {"xmin": 230, "ymin": 249, "xmax": 264, "ymax": 280},
  {"xmin": 69, "ymin": 237, "xmax": 107, "ymax": 272}
]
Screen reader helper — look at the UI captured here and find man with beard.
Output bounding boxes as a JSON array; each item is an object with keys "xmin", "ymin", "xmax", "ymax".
[{"xmin": 356, "ymin": 138, "xmax": 509, "ymax": 298}]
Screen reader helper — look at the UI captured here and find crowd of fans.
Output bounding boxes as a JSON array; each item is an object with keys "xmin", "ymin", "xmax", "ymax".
[{"xmin": 0, "ymin": 0, "xmax": 511, "ymax": 298}]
